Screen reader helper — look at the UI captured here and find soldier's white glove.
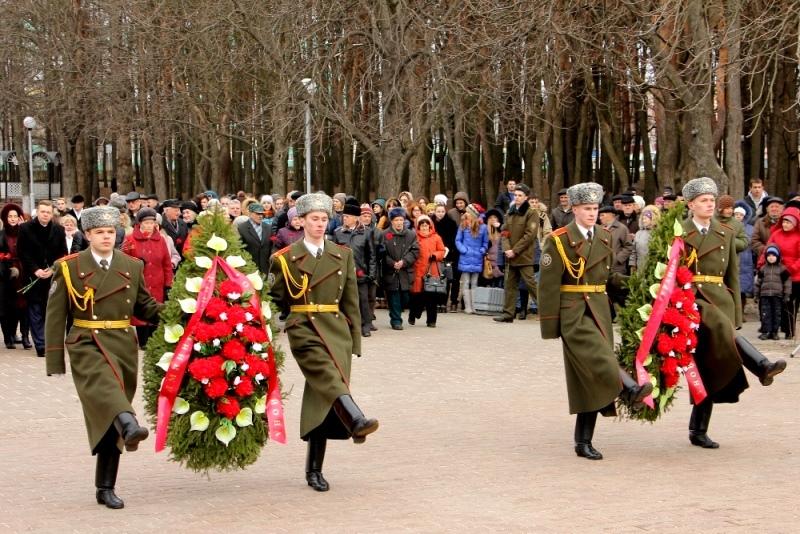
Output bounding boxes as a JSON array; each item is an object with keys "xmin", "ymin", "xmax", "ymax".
[{"xmin": 9, "ymin": 267, "xmax": 19, "ymax": 279}]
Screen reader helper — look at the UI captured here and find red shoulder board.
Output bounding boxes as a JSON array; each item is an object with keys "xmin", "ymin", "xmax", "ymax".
[
  {"xmin": 552, "ymin": 227, "xmax": 568, "ymax": 237},
  {"xmin": 271, "ymin": 245, "xmax": 291, "ymax": 258},
  {"xmin": 59, "ymin": 252, "xmax": 80, "ymax": 263}
]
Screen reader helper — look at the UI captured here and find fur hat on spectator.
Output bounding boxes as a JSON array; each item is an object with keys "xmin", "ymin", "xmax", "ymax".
[
  {"xmin": 717, "ymin": 195, "xmax": 735, "ymax": 211},
  {"xmin": 389, "ymin": 207, "xmax": 406, "ymax": 220},
  {"xmin": 682, "ymin": 177, "xmax": 718, "ymax": 201},
  {"xmin": 135, "ymin": 208, "xmax": 157, "ymax": 223}
]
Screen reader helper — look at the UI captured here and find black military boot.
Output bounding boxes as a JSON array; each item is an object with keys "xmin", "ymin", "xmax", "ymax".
[
  {"xmin": 618, "ymin": 369, "xmax": 654, "ymax": 405},
  {"xmin": 689, "ymin": 401, "xmax": 719, "ymax": 449},
  {"xmin": 113, "ymin": 412, "xmax": 149, "ymax": 452},
  {"xmin": 736, "ymin": 336, "xmax": 786, "ymax": 386},
  {"xmin": 305, "ymin": 435, "xmax": 329, "ymax": 492},
  {"xmin": 95, "ymin": 450, "xmax": 124, "ymax": 509},
  {"xmin": 574, "ymin": 411, "xmax": 602, "ymax": 460},
  {"xmin": 332, "ymin": 395, "xmax": 379, "ymax": 444}
]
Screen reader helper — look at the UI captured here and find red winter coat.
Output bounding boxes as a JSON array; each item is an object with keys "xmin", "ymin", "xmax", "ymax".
[
  {"xmin": 757, "ymin": 207, "xmax": 800, "ymax": 281},
  {"xmin": 411, "ymin": 227, "xmax": 445, "ymax": 293},
  {"xmin": 124, "ymin": 226, "xmax": 173, "ymax": 304}
]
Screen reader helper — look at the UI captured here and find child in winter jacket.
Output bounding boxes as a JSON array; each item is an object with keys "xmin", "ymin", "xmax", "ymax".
[{"xmin": 755, "ymin": 245, "xmax": 792, "ymax": 340}]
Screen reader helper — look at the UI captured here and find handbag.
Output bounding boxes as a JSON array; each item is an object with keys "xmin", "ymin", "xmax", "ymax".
[
  {"xmin": 423, "ymin": 260, "xmax": 448, "ymax": 294},
  {"xmin": 482, "ymin": 255, "xmax": 494, "ymax": 279}
]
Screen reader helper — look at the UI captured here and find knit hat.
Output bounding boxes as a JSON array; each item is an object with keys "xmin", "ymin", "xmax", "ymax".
[
  {"xmin": 717, "ymin": 195, "xmax": 735, "ymax": 211},
  {"xmin": 465, "ymin": 203, "xmax": 480, "ymax": 219},
  {"xmin": 360, "ymin": 205, "xmax": 373, "ymax": 216},
  {"xmin": 371, "ymin": 198, "xmax": 386, "ymax": 210},
  {"xmin": 453, "ymin": 191, "xmax": 469, "ymax": 204},
  {"xmin": 415, "ymin": 215, "xmax": 433, "ymax": 229},
  {"xmin": 733, "ymin": 206, "xmax": 747, "ymax": 217},
  {"xmin": 260, "ymin": 194, "xmax": 273, "ymax": 205},
  {"xmin": 782, "ymin": 213, "xmax": 798, "ymax": 227},
  {"xmin": 81, "ymin": 206, "xmax": 120, "ymax": 231},
  {"xmin": 389, "ymin": 207, "xmax": 406, "ymax": 220},
  {"xmin": 333, "ymin": 193, "xmax": 347, "ymax": 206},
  {"xmin": 287, "ymin": 207, "xmax": 299, "ymax": 221},
  {"xmin": 765, "ymin": 245, "xmax": 781, "ymax": 259},
  {"xmin": 433, "ymin": 194, "xmax": 448, "ymax": 205},
  {"xmin": 633, "ymin": 195, "xmax": 645, "ymax": 210},
  {"xmin": 682, "ymin": 177, "xmax": 718, "ymax": 201}
]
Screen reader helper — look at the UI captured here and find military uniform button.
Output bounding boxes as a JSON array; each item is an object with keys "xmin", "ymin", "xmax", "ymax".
[
  {"xmin": 126, "ymin": 285, "xmax": 131, "ymax": 288},
  {"xmin": 334, "ymin": 298, "xmax": 339, "ymax": 303},
  {"xmin": 92, "ymin": 315, "xmax": 98, "ymax": 320},
  {"xmin": 338, "ymin": 271, "xmax": 342, "ymax": 275},
  {"xmin": 124, "ymin": 315, "xmax": 128, "ymax": 319},
  {"xmin": 80, "ymin": 272, "xmax": 84, "ymax": 277},
  {"xmin": 126, "ymin": 299, "xmax": 131, "ymax": 303},
  {"xmin": 94, "ymin": 330, "xmax": 99, "ymax": 334}
]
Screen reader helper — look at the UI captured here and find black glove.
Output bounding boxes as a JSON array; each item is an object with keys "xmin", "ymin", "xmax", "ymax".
[{"xmin": 429, "ymin": 254, "xmax": 436, "ymax": 261}]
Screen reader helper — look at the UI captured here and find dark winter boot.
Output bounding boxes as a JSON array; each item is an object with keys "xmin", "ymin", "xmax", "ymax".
[
  {"xmin": 573, "ymin": 411, "xmax": 602, "ymax": 460},
  {"xmin": 736, "ymin": 336, "xmax": 786, "ymax": 386},
  {"xmin": 618, "ymin": 369, "xmax": 654, "ymax": 405},
  {"xmin": 333, "ymin": 395, "xmax": 379, "ymax": 444},
  {"xmin": 113, "ymin": 412, "xmax": 149, "ymax": 452},
  {"xmin": 305, "ymin": 435, "xmax": 329, "ymax": 492},
  {"xmin": 689, "ymin": 401, "xmax": 719, "ymax": 449},
  {"xmin": 95, "ymin": 450, "xmax": 124, "ymax": 509}
]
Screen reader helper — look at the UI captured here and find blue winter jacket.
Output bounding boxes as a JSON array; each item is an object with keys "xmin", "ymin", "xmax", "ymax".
[{"xmin": 456, "ymin": 224, "xmax": 489, "ymax": 273}]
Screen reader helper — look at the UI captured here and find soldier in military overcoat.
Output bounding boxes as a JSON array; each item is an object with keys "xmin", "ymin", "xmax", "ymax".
[
  {"xmin": 44, "ymin": 206, "xmax": 163, "ymax": 509},
  {"xmin": 680, "ymin": 177, "xmax": 786, "ymax": 449},
  {"xmin": 269, "ymin": 193, "xmax": 379, "ymax": 492},
  {"xmin": 539, "ymin": 183, "xmax": 651, "ymax": 460}
]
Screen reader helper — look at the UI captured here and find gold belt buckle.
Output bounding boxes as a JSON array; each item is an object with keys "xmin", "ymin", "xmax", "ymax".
[{"xmin": 103, "ymin": 320, "xmax": 112, "ymax": 329}]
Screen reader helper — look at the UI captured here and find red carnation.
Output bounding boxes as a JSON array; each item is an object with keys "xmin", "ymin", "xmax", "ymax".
[
  {"xmin": 243, "ymin": 355, "xmax": 269, "ymax": 377},
  {"xmin": 221, "ymin": 339, "xmax": 247, "ymax": 362},
  {"xmin": 672, "ymin": 332, "xmax": 689, "ymax": 350},
  {"xmin": 656, "ymin": 333, "xmax": 673, "ymax": 355},
  {"xmin": 676, "ymin": 266, "xmax": 693, "ymax": 285},
  {"xmin": 204, "ymin": 377, "xmax": 229, "ymax": 399},
  {"xmin": 234, "ymin": 378, "xmax": 255, "ymax": 397},
  {"xmin": 225, "ymin": 305, "xmax": 248, "ymax": 326},
  {"xmin": 204, "ymin": 297, "xmax": 229, "ymax": 320},
  {"xmin": 216, "ymin": 396, "xmax": 241, "ymax": 420},
  {"xmin": 241, "ymin": 325, "xmax": 268, "ymax": 344},
  {"xmin": 385, "ymin": 233, "xmax": 394, "ymax": 241},
  {"xmin": 188, "ymin": 355, "xmax": 226, "ymax": 382},
  {"xmin": 219, "ymin": 280, "xmax": 244, "ymax": 299}
]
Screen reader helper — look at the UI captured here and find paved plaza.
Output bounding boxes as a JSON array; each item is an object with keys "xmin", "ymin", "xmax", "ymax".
[{"xmin": 0, "ymin": 311, "xmax": 797, "ymax": 533}]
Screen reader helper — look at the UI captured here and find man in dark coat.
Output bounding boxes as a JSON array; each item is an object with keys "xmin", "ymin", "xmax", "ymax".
[
  {"xmin": 494, "ymin": 184, "xmax": 540, "ymax": 323},
  {"xmin": 269, "ymin": 192, "xmax": 378, "ymax": 492},
  {"xmin": 379, "ymin": 207, "xmax": 420, "ymax": 330},
  {"xmin": 238, "ymin": 203, "xmax": 273, "ymax": 275},
  {"xmin": 539, "ymin": 182, "xmax": 651, "ymax": 460},
  {"xmin": 45, "ymin": 206, "xmax": 163, "ymax": 509},
  {"xmin": 494, "ymin": 179, "xmax": 516, "ymax": 214},
  {"xmin": 160, "ymin": 199, "xmax": 189, "ymax": 257},
  {"xmin": 334, "ymin": 201, "xmax": 377, "ymax": 336},
  {"xmin": 679, "ymin": 177, "xmax": 786, "ymax": 449},
  {"xmin": 16, "ymin": 200, "xmax": 68, "ymax": 357},
  {"xmin": 550, "ymin": 188, "xmax": 574, "ymax": 230},
  {"xmin": 66, "ymin": 194, "xmax": 86, "ymax": 229},
  {"xmin": 618, "ymin": 195, "xmax": 639, "ymax": 235}
]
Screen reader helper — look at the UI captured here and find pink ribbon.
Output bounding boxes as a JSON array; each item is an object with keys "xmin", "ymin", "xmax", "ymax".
[{"xmin": 155, "ymin": 256, "xmax": 286, "ymax": 452}]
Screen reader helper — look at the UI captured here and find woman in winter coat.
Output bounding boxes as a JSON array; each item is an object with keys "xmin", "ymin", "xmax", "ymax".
[
  {"xmin": 408, "ymin": 215, "xmax": 446, "ymax": 327},
  {"xmin": 0, "ymin": 203, "xmax": 31, "ymax": 349},
  {"xmin": 123, "ymin": 208, "xmax": 174, "ymax": 348},
  {"xmin": 734, "ymin": 201, "xmax": 755, "ymax": 308},
  {"xmin": 629, "ymin": 205, "xmax": 661, "ymax": 272},
  {"xmin": 455, "ymin": 204, "xmax": 489, "ymax": 313},
  {"xmin": 757, "ymin": 206, "xmax": 800, "ymax": 338},
  {"xmin": 274, "ymin": 207, "xmax": 305, "ymax": 249},
  {"xmin": 59, "ymin": 214, "xmax": 87, "ymax": 254},
  {"xmin": 433, "ymin": 204, "xmax": 459, "ymax": 312}
]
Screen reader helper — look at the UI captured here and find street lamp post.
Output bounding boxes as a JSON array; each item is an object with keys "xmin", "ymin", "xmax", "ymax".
[
  {"xmin": 23, "ymin": 116, "xmax": 37, "ymax": 214},
  {"xmin": 300, "ymin": 78, "xmax": 317, "ymax": 193}
]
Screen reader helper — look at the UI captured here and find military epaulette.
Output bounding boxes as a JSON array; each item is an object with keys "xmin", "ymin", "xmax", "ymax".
[
  {"xmin": 57, "ymin": 252, "xmax": 80, "ymax": 266},
  {"xmin": 551, "ymin": 227, "xmax": 568, "ymax": 237},
  {"xmin": 271, "ymin": 245, "xmax": 291, "ymax": 259}
]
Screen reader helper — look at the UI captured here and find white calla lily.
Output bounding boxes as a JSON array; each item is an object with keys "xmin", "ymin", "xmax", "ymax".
[
  {"xmin": 254, "ymin": 395, "xmax": 266, "ymax": 414},
  {"xmin": 206, "ymin": 234, "xmax": 228, "ymax": 252},
  {"xmin": 225, "ymin": 255, "xmax": 246, "ymax": 268},
  {"xmin": 265, "ymin": 324, "xmax": 273, "ymax": 342},
  {"xmin": 215, "ymin": 421, "xmax": 237, "ymax": 446},
  {"xmin": 235, "ymin": 407, "xmax": 254, "ymax": 427},
  {"xmin": 246, "ymin": 272, "xmax": 263, "ymax": 290},
  {"xmin": 190, "ymin": 411, "xmax": 210, "ymax": 432},
  {"xmin": 156, "ymin": 352, "xmax": 174, "ymax": 371},
  {"xmin": 195, "ymin": 255, "xmax": 213, "ymax": 269},
  {"xmin": 185, "ymin": 277, "xmax": 203, "ymax": 293},
  {"xmin": 261, "ymin": 301, "xmax": 272, "ymax": 320},
  {"xmin": 164, "ymin": 324, "xmax": 184, "ymax": 343},
  {"xmin": 173, "ymin": 397, "xmax": 190, "ymax": 415},
  {"xmin": 179, "ymin": 298, "xmax": 198, "ymax": 314}
]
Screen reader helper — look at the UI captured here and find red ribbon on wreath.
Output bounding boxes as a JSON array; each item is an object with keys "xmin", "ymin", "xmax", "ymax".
[{"xmin": 155, "ymin": 255, "xmax": 285, "ymax": 452}]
